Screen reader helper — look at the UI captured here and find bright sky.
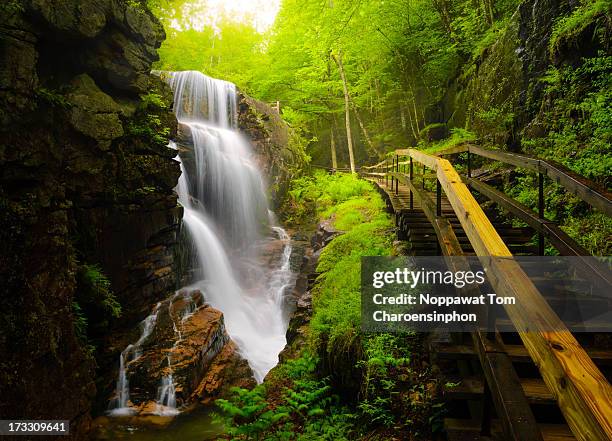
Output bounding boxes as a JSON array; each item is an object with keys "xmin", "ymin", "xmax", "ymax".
[{"xmin": 196, "ymin": 0, "xmax": 281, "ymax": 33}]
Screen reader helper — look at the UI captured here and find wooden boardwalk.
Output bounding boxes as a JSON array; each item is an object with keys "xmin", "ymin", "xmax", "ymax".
[{"xmin": 361, "ymin": 147, "xmax": 612, "ymax": 441}]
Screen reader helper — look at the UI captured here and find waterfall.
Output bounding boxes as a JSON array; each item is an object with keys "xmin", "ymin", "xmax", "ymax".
[
  {"xmin": 108, "ymin": 71, "xmax": 294, "ymax": 417},
  {"xmin": 166, "ymin": 70, "xmax": 294, "ymax": 383},
  {"xmin": 155, "ymin": 291, "xmax": 203, "ymax": 416},
  {"xmin": 108, "ymin": 303, "xmax": 161, "ymax": 415}
]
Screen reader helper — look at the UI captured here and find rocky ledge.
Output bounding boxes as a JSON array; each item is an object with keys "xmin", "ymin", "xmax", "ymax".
[
  {"xmin": 103, "ymin": 290, "xmax": 255, "ymax": 415},
  {"xmin": 0, "ymin": 0, "xmax": 180, "ymax": 437},
  {"xmin": 237, "ymin": 94, "xmax": 308, "ymax": 207}
]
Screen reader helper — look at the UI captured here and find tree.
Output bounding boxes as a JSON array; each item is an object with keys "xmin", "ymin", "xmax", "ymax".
[{"xmin": 332, "ymin": 50, "xmax": 355, "ymax": 173}]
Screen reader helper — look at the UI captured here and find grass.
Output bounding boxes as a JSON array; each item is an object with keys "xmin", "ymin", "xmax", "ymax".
[{"xmin": 217, "ymin": 172, "xmax": 440, "ymax": 439}]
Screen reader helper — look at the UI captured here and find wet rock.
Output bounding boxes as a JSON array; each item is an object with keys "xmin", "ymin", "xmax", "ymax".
[
  {"xmin": 237, "ymin": 93, "xmax": 307, "ymax": 207},
  {"xmin": 0, "ymin": 1, "xmax": 177, "ymax": 437},
  {"xmin": 192, "ymin": 341, "xmax": 257, "ymax": 405},
  {"xmin": 312, "ymin": 219, "xmax": 342, "ymax": 248},
  {"xmin": 67, "ymin": 74, "xmax": 124, "ymax": 149},
  {"xmin": 108, "ymin": 290, "xmax": 254, "ymax": 412}
]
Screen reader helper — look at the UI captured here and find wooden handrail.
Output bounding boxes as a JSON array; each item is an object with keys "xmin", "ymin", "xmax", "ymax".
[
  {"xmin": 432, "ymin": 144, "xmax": 612, "ymax": 216},
  {"xmin": 369, "ymin": 149, "xmax": 612, "ymax": 441},
  {"xmin": 462, "ymin": 176, "xmax": 612, "ymax": 292},
  {"xmin": 394, "ymin": 173, "xmax": 543, "ymax": 441}
]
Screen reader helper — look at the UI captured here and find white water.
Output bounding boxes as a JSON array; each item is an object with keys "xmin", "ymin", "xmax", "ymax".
[
  {"xmin": 108, "ymin": 71, "xmax": 294, "ymax": 416},
  {"xmin": 108, "ymin": 303, "xmax": 161, "ymax": 415},
  {"xmin": 155, "ymin": 292, "xmax": 203, "ymax": 416},
  {"xmin": 167, "ymin": 71, "xmax": 294, "ymax": 383}
]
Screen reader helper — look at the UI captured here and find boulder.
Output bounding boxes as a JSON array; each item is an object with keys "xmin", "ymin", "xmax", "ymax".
[{"xmin": 109, "ymin": 290, "xmax": 255, "ymax": 412}]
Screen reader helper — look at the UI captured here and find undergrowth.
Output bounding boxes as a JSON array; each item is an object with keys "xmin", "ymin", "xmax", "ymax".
[{"xmin": 217, "ymin": 173, "xmax": 440, "ymax": 440}]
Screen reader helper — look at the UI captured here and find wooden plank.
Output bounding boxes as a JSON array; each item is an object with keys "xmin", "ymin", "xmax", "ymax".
[
  {"xmin": 435, "ymin": 144, "xmax": 470, "ymax": 156},
  {"xmin": 388, "ymin": 146, "xmax": 611, "ymax": 216},
  {"xmin": 445, "ymin": 419, "xmax": 576, "ymax": 441},
  {"xmin": 390, "ymin": 175, "xmax": 543, "ymax": 441},
  {"xmin": 464, "ymin": 177, "xmax": 583, "ymax": 252},
  {"xmin": 461, "ymin": 145, "xmax": 612, "ymax": 217},
  {"xmin": 435, "ymin": 343, "xmax": 612, "ymax": 366},
  {"xmin": 464, "ymin": 177, "xmax": 612, "ymax": 301},
  {"xmin": 404, "ymin": 148, "xmax": 612, "ymax": 441},
  {"xmin": 444, "ymin": 376, "xmax": 554, "ymax": 404},
  {"xmin": 468, "ymin": 145, "xmax": 540, "ymax": 171},
  {"xmin": 542, "ymin": 160, "xmax": 612, "ymax": 217}
]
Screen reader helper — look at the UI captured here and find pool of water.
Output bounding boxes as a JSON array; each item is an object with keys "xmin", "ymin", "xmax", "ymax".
[{"xmin": 92, "ymin": 405, "xmax": 224, "ymax": 440}]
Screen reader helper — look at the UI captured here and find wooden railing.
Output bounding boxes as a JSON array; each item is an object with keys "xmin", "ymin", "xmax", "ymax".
[
  {"xmin": 361, "ymin": 148, "xmax": 612, "ymax": 441},
  {"xmin": 434, "ymin": 143, "xmax": 612, "ymax": 218}
]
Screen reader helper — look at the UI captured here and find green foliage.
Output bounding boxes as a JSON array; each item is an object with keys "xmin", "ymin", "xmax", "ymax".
[
  {"xmin": 549, "ymin": 0, "xmax": 612, "ymax": 58},
  {"xmin": 514, "ymin": 52, "xmax": 611, "ymax": 254},
  {"xmin": 126, "ymin": 91, "xmax": 172, "ymax": 146},
  {"xmin": 0, "ymin": 0, "xmax": 24, "ymax": 15},
  {"xmin": 140, "ymin": 92, "xmax": 168, "ymax": 110},
  {"xmin": 421, "ymin": 128, "xmax": 477, "ymax": 154},
  {"xmin": 35, "ymin": 88, "xmax": 70, "ymax": 109},
  {"xmin": 72, "ymin": 301, "xmax": 95, "ymax": 356},
  {"xmin": 216, "ymin": 386, "xmax": 288, "ymax": 440},
  {"xmin": 284, "ymin": 171, "xmax": 374, "ymax": 225},
  {"xmin": 150, "ymin": 0, "xmax": 520, "ymax": 166},
  {"xmin": 75, "ymin": 264, "xmax": 121, "ymax": 342},
  {"xmin": 216, "ymin": 354, "xmax": 354, "ymax": 440}
]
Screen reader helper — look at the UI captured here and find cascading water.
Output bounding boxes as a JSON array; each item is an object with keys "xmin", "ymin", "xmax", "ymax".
[
  {"xmin": 108, "ymin": 303, "xmax": 161, "ymax": 415},
  {"xmin": 155, "ymin": 291, "xmax": 203, "ymax": 416},
  {"xmin": 166, "ymin": 70, "xmax": 294, "ymax": 383},
  {"xmin": 108, "ymin": 71, "xmax": 294, "ymax": 417}
]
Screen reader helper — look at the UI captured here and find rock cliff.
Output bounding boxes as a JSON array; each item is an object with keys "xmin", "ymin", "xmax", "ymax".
[
  {"xmin": 441, "ymin": 0, "xmax": 610, "ymax": 151},
  {"xmin": 238, "ymin": 94, "xmax": 308, "ymax": 207},
  {"xmin": 0, "ymin": 0, "xmax": 180, "ymax": 437}
]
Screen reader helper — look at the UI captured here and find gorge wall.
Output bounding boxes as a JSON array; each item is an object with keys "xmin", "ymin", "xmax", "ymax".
[
  {"xmin": 0, "ymin": 1, "xmax": 306, "ymax": 436},
  {"xmin": 0, "ymin": 0, "xmax": 180, "ymax": 437},
  {"xmin": 441, "ymin": 0, "xmax": 610, "ymax": 154},
  {"xmin": 238, "ymin": 94, "xmax": 308, "ymax": 207}
]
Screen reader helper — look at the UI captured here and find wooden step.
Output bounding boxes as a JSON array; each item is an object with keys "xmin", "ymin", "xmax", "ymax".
[
  {"xmin": 443, "ymin": 376, "xmax": 554, "ymax": 404},
  {"xmin": 444, "ymin": 418, "xmax": 575, "ymax": 441},
  {"xmin": 434, "ymin": 343, "xmax": 612, "ymax": 366}
]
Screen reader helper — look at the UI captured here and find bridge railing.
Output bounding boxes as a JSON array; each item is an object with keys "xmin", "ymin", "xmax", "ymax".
[
  {"xmin": 361, "ymin": 148, "xmax": 612, "ymax": 441},
  {"xmin": 434, "ymin": 143, "xmax": 612, "ymax": 217}
]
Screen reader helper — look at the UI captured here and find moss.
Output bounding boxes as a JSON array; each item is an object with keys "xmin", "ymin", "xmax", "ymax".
[
  {"xmin": 222, "ymin": 173, "xmax": 438, "ymax": 439},
  {"xmin": 125, "ymin": 87, "xmax": 174, "ymax": 148},
  {"xmin": 420, "ymin": 128, "xmax": 477, "ymax": 154},
  {"xmin": 549, "ymin": 0, "xmax": 612, "ymax": 59}
]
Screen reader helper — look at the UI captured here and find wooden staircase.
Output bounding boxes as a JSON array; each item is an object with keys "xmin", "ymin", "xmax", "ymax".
[{"xmin": 361, "ymin": 146, "xmax": 612, "ymax": 441}]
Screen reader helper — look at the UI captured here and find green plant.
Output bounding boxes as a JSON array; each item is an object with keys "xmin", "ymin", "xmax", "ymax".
[
  {"xmin": 140, "ymin": 92, "xmax": 168, "ymax": 110},
  {"xmin": 35, "ymin": 88, "xmax": 70, "ymax": 108},
  {"xmin": 72, "ymin": 301, "xmax": 95, "ymax": 356},
  {"xmin": 549, "ymin": 0, "xmax": 611, "ymax": 58},
  {"xmin": 216, "ymin": 354, "xmax": 355, "ymax": 440},
  {"xmin": 74, "ymin": 264, "xmax": 121, "ymax": 342},
  {"xmin": 0, "ymin": 0, "xmax": 24, "ymax": 15},
  {"xmin": 216, "ymin": 386, "xmax": 289, "ymax": 440}
]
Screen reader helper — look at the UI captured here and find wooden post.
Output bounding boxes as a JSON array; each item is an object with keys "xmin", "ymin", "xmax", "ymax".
[
  {"xmin": 467, "ymin": 150, "xmax": 472, "ymax": 178},
  {"xmin": 386, "ymin": 162, "xmax": 389, "ymax": 187},
  {"xmin": 422, "ymin": 164, "xmax": 426, "ymax": 189},
  {"xmin": 395, "ymin": 155, "xmax": 399, "ymax": 195},
  {"xmin": 436, "ymin": 181, "xmax": 442, "ymax": 217},
  {"xmin": 403, "ymin": 148, "xmax": 612, "ymax": 441},
  {"xmin": 481, "ymin": 383, "xmax": 493, "ymax": 436},
  {"xmin": 410, "ymin": 157, "xmax": 414, "ymax": 210},
  {"xmin": 538, "ymin": 172, "xmax": 545, "ymax": 255}
]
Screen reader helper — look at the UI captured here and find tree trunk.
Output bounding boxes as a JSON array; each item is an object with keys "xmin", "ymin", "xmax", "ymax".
[
  {"xmin": 350, "ymin": 101, "xmax": 379, "ymax": 156},
  {"xmin": 330, "ymin": 118, "xmax": 338, "ymax": 171},
  {"xmin": 332, "ymin": 50, "xmax": 356, "ymax": 173}
]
